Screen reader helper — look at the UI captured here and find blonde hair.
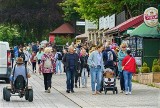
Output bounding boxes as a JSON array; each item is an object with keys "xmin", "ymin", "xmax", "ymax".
[
  {"xmin": 44, "ymin": 47, "xmax": 52, "ymax": 53},
  {"xmin": 120, "ymin": 43, "xmax": 127, "ymax": 48}
]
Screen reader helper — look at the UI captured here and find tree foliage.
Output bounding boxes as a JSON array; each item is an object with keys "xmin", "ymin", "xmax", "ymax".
[
  {"xmin": 0, "ymin": 0, "xmax": 64, "ymax": 41},
  {"xmin": 59, "ymin": 0, "xmax": 160, "ymax": 22}
]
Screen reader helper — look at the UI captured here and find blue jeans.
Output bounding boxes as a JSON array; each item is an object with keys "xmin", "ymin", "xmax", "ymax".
[
  {"xmin": 56, "ymin": 60, "xmax": 62, "ymax": 73},
  {"xmin": 90, "ymin": 67, "xmax": 102, "ymax": 91},
  {"xmin": 123, "ymin": 70, "xmax": 133, "ymax": 92},
  {"xmin": 66, "ymin": 68, "xmax": 75, "ymax": 91},
  {"xmin": 81, "ymin": 68, "xmax": 88, "ymax": 86}
]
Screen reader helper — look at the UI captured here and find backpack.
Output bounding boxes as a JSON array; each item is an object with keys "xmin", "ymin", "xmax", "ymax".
[
  {"xmin": 57, "ymin": 53, "xmax": 62, "ymax": 60},
  {"xmin": 19, "ymin": 52, "xmax": 25, "ymax": 61},
  {"xmin": 44, "ymin": 57, "xmax": 52, "ymax": 68},
  {"xmin": 107, "ymin": 51, "xmax": 113, "ymax": 61}
]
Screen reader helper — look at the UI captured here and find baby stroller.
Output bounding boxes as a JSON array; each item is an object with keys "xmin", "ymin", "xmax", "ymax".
[
  {"xmin": 3, "ymin": 64, "xmax": 33, "ymax": 102},
  {"xmin": 103, "ymin": 68, "xmax": 118, "ymax": 94}
]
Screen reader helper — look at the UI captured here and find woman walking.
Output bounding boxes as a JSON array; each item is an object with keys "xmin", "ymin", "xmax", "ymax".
[
  {"xmin": 122, "ymin": 50, "xmax": 136, "ymax": 95},
  {"xmin": 40, "ymin": 47, "xmax": 54, "ymax": 93},
  {"xmin": 88, "ymin": 44, "xmax": 104, "ymax": 95},
  {"xmin": 30, "ymin": 51, "xmax": 37, "ymax": 73},
  {"xmin": 80, "ymin": 49, "xmax": 89, "ymax": 88},
  {"xmin": 118, "ymin": 43, "xmax": 127, "ymax": 93},
  {"xmin": 36, "ymin": 48, "xmax": 44, "ymax": 74}
]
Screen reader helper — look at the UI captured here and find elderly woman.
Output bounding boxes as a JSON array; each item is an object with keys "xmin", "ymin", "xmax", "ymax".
[
  {"xmin": 88, "ymin": 44, "xmax": 104, "ymax": 95},
  {"xmin": 40, "ymin": 47, "xmax": 55, "ymax": 93},
  {"xmin": 118, "ymin": 43, "xmax": 127, "ymax": 93}
]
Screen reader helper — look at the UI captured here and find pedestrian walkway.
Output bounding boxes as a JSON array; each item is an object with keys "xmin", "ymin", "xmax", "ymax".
[
  {"xmin": 1, "ymin": 68, "xmax": 160, "ymax": 108},
  {"xmin": 40, "ymin": 73, "xmax": 160, "ymax": 108},
  {"xmin": 0, "ymin": 72, "xmax": 80, "ymax": 108}
]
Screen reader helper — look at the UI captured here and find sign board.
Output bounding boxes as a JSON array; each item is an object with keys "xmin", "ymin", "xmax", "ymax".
[
  {"xmin": 144, "ymin": 7, "xmax": 158, "ymax": 27},
  {"xmin": 85, "ymin": 20, "xmax": 97, "ymax": 32},
  {"xmin": 109, "ymin": 14, "xmax": 116, "ymax": 29},
  {"xmin": 135, "ymin": 57, "xmax": 142, "ymax": 66},
  {"xmin": 99, "ymin": 16, "xmax": 104, "ymax": 30},
  {"xmin": 76, "ymin": 21, "xmax": 85, "ymax": 26},
  {"xmin": 104, "ymin": 16, "xmax": 109, "ymax": 29}
]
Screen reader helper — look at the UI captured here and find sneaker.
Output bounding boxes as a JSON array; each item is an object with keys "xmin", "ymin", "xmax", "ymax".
[
  {"xmin": 92, "ymin": 91, "xmax": 96, "ymax": 95},
  {"xmin": 71, "ymin": 90, "xmax": 74, "ymax": 93},
  {"xmin": 47, "ymin": 87, "xmax": 51, "ymax": 93},
  {"xmin": 66, "ymin": 90, "xmax": 70, "ymax": 93},
  {"xmin": 45, "ymin": 90, "xmax": 48, "ymax": 93},
  {"xmin": 128, "ymin": 92, "xmax": 132, "ymax": 95},
  {"xmin": 96, "ymin": 91, "xmax": 102, "ymax": 95},
  {"xmin": 125, "ymin": 92, "xmax": 128, "ymax": 95}
]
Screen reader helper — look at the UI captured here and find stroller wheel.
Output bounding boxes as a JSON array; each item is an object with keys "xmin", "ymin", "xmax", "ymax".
[
  {"xmin": 3, "ymin": 87, "xmax": 6, "ymax": 100},
  {"xmin": 115, "ymin": 87, "xmax": 118, "ymax": 94},
  {"xmin": 28, "ymin": 89, "xmax": 33, "ymax": 102},
  {"xmin": 113, "ymin": 89, "xmax": 115, "ymax": 94},
  {"xmin": 25, "ymin": 90, "xmax": 29, "ymax": 100},
  {"xmin": 5, "ymin": 89, "xmax": 11, "ymax": 101}
]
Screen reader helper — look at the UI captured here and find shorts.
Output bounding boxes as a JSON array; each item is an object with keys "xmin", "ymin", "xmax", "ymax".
[{"xmin": 38, "ymin": 60, "xmax": 41, "ymax": 64}]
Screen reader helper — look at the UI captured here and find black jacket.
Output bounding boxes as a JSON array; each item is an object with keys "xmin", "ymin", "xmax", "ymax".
[
  {"xmin": 62, "ymin": 53, "xmax": 79, "ymax": 71},
  {"xmin": 80, "ymin": 55, "xmax": 89, "ymax": 73}
]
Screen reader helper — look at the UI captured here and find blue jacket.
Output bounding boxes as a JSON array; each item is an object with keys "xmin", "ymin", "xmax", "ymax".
[
  {"xmin": 88, "ymin": 50, "xmax": 104, "ymax": 71},
  {"xmin": 102, "ymin": 48, "xmax": 117, "ymax": 67},
  {"xmin": 118, "ymin": 50, "xmax": 127, "ymax": 72}
]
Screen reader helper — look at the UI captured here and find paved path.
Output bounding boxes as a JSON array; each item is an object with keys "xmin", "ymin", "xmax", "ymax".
[
  {"xmin": 0, "ymin": 65, "xmax": 160, "ymax": 108},
  {"xmin": 0, "ymin": 72, "xmax": 80, "ymax": 108}
]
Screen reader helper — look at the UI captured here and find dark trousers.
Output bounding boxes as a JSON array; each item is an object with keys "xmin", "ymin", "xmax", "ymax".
[
  {"xmin": 11, "ymin": 58, "xmax": 14, "ymax": 68},
  {"xmin": 120, "ymin": 71, "xmax": 125, "ymax": 91},
  {"xmin": 66, "ymin": 68, "xmax": 75, "ymax": 91},
  {"xmin": 43, "ymin": 73, "xmax": 52, "ymax": 90},
  {"xmin": 32, "ymin": 62, "xmax": 36, "ymax": 72},
  {"xmin": 24, "ymin": 61, "xmax": 27, "ymax": 67}
]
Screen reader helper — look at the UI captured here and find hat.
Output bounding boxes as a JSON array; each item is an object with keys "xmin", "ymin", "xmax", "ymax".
[{"xmin": 16, "ymin": 57, "xmax": 24, "ymax": 64}]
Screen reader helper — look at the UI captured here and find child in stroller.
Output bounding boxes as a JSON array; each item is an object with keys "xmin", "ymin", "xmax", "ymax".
[
  {"xmin": 3, "ymin": 57, "xmax": 33, "ymax": 102},
  {"xmin": 103, "ymin": 68, "xmax": 118, "ymax": 94}
]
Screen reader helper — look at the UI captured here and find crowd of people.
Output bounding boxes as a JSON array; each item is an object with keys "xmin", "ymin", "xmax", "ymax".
[{"xmin": 10, "ymin": 40, "xmax": 136, "ymax": 95}]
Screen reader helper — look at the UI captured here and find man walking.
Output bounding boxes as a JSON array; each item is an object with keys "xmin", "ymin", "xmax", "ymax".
[{"xmin": 62, "ymin": 46, "xmax": 79, "ymax": 93}]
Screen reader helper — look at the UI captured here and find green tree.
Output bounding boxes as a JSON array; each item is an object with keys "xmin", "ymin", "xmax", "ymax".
[{"xmin": 0, "ymin": 24, "xmax": 20, "ymax": 46}]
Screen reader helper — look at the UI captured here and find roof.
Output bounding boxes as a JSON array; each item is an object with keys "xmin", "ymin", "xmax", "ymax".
[
  {"xmin": 106, "ymin": 14, "xmax": 144, "ymax": 34},
  {"xmin": 129, "ymin": 23, "xmax": 160, "ymax": 38},
  {"xmin": 50, "ymin": 23, "xmax": 75, "ymax": 34},
  {"xmin": 75, "ymin": 33, "xmax": 88, "ymax": 39}
]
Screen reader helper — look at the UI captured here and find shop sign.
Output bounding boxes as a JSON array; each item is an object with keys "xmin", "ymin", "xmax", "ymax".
[
  {"xmin": 76, "ymin": 39, "xmax": 81, "ymax": 45},
  {"xmin": 99, "ymin": 16, "xmax": 104, "ymax": 30},
  {"xmin": 85, "ymin": 20, "xmax": 97, "ymax": 32},
  {"xmin": 109, "ymin": 14, "xmax": 116, "ymax": 29},
  {"xmin": 104, "ymin": 16, "xmax": 109, "ymax": 29},
  {"xmin": 144, "ymin": 7, "xmax": 158, "ymax": 27}
]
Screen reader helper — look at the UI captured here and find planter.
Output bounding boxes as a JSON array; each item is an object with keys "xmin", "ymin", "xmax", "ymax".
[
  {"xmin": 138, "ymin": 73, "xmax": 153, "ymax": 84},
  {"xmin": 132, "ymin": 74, "xmax": 138, "ymax": 81},
  {"xmin": 153, "ymin": 72, "xmax": 160, "ymax": 83}
]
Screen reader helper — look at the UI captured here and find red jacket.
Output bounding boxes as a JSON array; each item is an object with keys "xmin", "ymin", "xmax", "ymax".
[{"xmin": 122, "ymin": 55, "xmax": 136, "ymax": 73}]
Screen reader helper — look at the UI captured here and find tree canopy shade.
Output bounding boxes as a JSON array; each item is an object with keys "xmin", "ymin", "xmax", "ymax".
[{"xmin": 0, "ymin": 0, "xmax": 64, "ymax": 40}]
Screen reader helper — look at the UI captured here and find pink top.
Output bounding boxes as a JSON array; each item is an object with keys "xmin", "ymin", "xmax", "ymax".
[{"xmin": 40, "ymin": 53, "xmax": 56, "ymax": 73}]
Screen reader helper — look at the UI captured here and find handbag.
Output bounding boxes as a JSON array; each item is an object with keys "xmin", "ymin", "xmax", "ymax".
[{"xmin": 122, "ymin": 57, "xmax": 132, "ymax": 70}]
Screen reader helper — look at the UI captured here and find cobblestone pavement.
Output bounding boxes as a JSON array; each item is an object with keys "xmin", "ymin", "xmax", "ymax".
[{"xmin": 0, "ymin": 65, "xmax": 160, "ymax": 108}]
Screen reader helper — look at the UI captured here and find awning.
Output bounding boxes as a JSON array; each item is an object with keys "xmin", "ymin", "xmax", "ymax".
[
  {"xmin": 75, "ymin": 33, "xmax": 88, "ymax": 39},
  {"xmin": 129, "ymin": 23, "xmax": 160, "ymax": 38},
  {"xmin": 106, "ymin": 14, "xmax": 143, "ymax": 34}
]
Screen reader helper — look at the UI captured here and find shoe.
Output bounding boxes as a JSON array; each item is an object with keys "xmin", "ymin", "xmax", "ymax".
[
  {"xmin": 45, "ymin": 90, "xmax": 48, "ymax": 93},
  {"xmin": 71, "ymin": 90, "xmax": 74, "ymax": 93},
  {"xmin": 47, "ymin": 87, "xmax": 51, "ymax": 93},
  {"xmin": 75, "ymin": 84, "xmax": 78, "ymax": 88},
  {"xmin": 120, "ymin": 90, "xmax": 124, "ymax": 93},
  {"xmin": 125, "ymin": 92, "xmax": 128, "ymax": 95},
  {"xmin": 96, "ymin": 91, "xmax": 102, "ymax": 95},
  {"xmin": 66, "ymin": 90, "xmax": 70, "ymax": 93},
  {"xmin": 92, "ymin": 91, "xmax": 96, "ymax": 95},
  {"xmin": 128, "ymin": 92, "xmax": 132, "ymax": 95}
]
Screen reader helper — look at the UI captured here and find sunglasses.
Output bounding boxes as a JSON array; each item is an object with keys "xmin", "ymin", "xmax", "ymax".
[{"xmin": 122, "ymin": 47, "xmax": 126, "ymax": 48}]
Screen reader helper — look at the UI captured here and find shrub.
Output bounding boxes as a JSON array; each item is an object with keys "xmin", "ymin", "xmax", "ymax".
[
  {"xmin": 152, "ymin": 59, "xmax": 160, "ymax": 72},
  {"xmin": 136, "ymin": 65, "xmax": 139, "ymax": 74},
  {"xmin": 141, "ymin": 62, "xmax": 150, "ymax": 73}
]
